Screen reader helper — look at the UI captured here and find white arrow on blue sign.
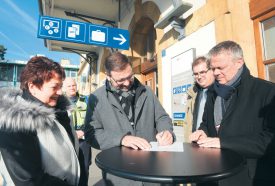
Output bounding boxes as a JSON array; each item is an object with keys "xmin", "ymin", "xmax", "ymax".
[{"xmin": 37, "ymin": 16, "xmax": 130, "ymax": 50}]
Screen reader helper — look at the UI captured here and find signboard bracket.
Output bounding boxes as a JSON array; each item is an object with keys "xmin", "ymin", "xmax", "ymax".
[{"xmin": 64, "ymin": 11, "xmax": 116, "ymax": 27}]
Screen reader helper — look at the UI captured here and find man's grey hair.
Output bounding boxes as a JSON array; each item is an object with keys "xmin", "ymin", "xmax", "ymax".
[
  {"xmin": 104, "ymin": 52, "xmax": 131, "ymax": 75},
  {"xmin": 208, "ymin": 40, "xmax": 244, "ymax": 60}
]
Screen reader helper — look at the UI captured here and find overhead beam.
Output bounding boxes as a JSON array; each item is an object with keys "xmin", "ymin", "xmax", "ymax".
[{"xmin": 64, "ymin": 11, "xmax": 116, "ymax": 26}]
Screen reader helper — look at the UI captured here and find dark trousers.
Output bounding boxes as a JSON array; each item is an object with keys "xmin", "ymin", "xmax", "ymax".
[{"xmin": 79, "ymin": 139, "xmax": 92, "ymax": 186}]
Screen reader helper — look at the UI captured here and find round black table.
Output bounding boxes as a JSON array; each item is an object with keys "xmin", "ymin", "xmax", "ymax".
[{"xmin": 95, "ymin": 143, "xmax": 245, "ymax": 184}]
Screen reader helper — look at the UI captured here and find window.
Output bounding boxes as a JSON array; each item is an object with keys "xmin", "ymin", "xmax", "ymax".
[
  {"xmin": 0, "ymin": 65, "xmax": 13, "ymax": 81},
  {"xmin": 252, "ymin": 6, "xmax": 275, "ymax": 82},
  {"xmin": 81, "ymin": 75, "xmax": 87, "ymax": 83},
  {"xmin": 261, "ymin": 15, "xmax": 275, "ymax": 82},
  {"xmin": 266, "ymin": 63, "xmax": 275, "ymax": 82},
  {"xmin": 261, "ymin": 16, "xmax": 275, "ymax": 61},
  {"xmin": 64, "ymin": 69, "xmax": 78, "ymax": 78},
  {"xmin": 70, "ymin": 71, "xmax": 77, "ymax": 78},
  {"xmin": 16, "ymin": 65, "xmax": 24, "ymax": 81},
  {"xmin": 65, "ymin": 70, "xmax": 70, "ymax": 78},
  {"xmin": 261, "ymin": 16, "xmax": 275, "ymax": 82}
]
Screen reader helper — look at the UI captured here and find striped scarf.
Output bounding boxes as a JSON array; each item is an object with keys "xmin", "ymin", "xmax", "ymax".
[{"xmin": 107, "ymin": 80, "xmax": 136, "ymax": 127}]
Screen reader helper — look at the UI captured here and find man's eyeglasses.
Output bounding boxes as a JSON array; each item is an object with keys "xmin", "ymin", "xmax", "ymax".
[
  {"xmin": 193, "ymin": 69, "xmax": 210, "ymax": 77},
  {"xmin": 110, "ymin": 73, "xmax": 134, "ymax": 85}
]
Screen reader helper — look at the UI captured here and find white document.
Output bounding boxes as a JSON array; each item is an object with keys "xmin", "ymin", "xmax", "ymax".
[{"xmin": 144, "ymin": 141, "xmax": 184, "ymax": 152}]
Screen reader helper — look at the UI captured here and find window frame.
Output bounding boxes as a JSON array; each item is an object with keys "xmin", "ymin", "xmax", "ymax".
[{"xmin": 253, "ymin": 9, "xmax": 275, "ymax": 79}]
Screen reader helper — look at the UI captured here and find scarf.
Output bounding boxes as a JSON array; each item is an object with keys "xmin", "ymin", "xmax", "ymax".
[
  {"xmin": 214, "ymin": 66, "xmax": 243, "ymax": 129},
  {"xmin": 106, "ymin": 79, "xmax": 136, "ymax": 126}
]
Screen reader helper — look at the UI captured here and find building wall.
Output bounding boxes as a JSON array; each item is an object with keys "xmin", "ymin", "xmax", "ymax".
[
  {"xmin": 215, "ymin": 0, "xmax": 257, "ymax": 75},
  {"xmin": 98, "ymin": 48, "xmax": 111, "ymax": 86},
  {"xmin": 93, "ymin": 0, "xmax": 257, "ymax": 108},
  {"xmin": 155, "ymin": 0, "xmax": 257, "ymax": 104},
  {"xmin": 162, "ymin": 21, "xmax": 216, "ymax": 117},
  {"xmin": 184, "ymin": 0, "xmax": 256, "ymax": 75}
]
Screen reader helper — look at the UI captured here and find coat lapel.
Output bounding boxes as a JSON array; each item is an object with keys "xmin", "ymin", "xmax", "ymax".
[
  {"xmin": 219, "ymin": 88, "xmax": 239, "ymax": 134},
  {"xmin": 223, "ymin": 94, "xmax": 238, "ymax": 120},
  {"xmin": 107, "ymin": 91, "xmax": 134, "ymax": 132},
  {"xmin": 107, "ymin": 91, "xmax": 124, "ymax": 114},
  {"xmin": 134, "ymin": 91, "xmax": 147, "ymax": 123}
]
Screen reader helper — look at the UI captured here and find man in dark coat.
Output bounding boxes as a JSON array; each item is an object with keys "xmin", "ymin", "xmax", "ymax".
[{"xmin": 190, "ymin": 40, "xmax": 275, "ymax": 186}]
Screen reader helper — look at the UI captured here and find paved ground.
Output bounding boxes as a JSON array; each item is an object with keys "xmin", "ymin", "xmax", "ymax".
[{"xmin": 89, "ymin": 148, "xmax": 104, "ymax": 186}]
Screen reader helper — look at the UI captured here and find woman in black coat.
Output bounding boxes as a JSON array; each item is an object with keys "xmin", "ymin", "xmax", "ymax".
[{"xmin": 0, "ymin": 56, "xmax": 86, "ymax": 186}]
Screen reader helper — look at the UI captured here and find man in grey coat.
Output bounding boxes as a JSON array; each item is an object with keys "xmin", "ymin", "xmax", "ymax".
[{"xmin": 85, "ymin": 52, "xmax": 175, "ymax": 185}]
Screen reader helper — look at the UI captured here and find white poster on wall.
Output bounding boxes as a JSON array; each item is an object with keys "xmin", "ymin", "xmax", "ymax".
[{"xmin": 171, "ymin": 48, "xmax": 195, "ymax": 126}]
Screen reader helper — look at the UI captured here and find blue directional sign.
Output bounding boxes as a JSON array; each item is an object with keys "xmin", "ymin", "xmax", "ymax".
[{"xmin": 37, "ymin": 16, "xmax": 129, "ymax": 50}]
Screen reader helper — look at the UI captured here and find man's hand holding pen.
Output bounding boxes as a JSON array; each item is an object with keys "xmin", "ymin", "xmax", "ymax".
[{"xmin": 156, "ymin": 130, "xmax": 173, "ymax": 146}]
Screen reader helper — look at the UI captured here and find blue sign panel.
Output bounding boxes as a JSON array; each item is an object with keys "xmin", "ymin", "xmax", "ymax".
[
  {"xmin": 172, "ymin": 84, "xmax": 192, "ymax": 94},
  {"xmin": 37, "ymin": 16, "xmax": 129, "ymax": 50},
  {"xmin": 173, "ymin": 112, "xmax": 186, "ymax": 119}
]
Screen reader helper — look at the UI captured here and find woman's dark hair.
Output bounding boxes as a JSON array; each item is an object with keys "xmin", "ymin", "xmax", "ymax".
[
  {"xmin": 104, "ymin": 52, "xmax": 131, "ymax": 74},
  {"xmin": 20, "ymin": 56, "xmax": 65, "ymax": 90}
]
